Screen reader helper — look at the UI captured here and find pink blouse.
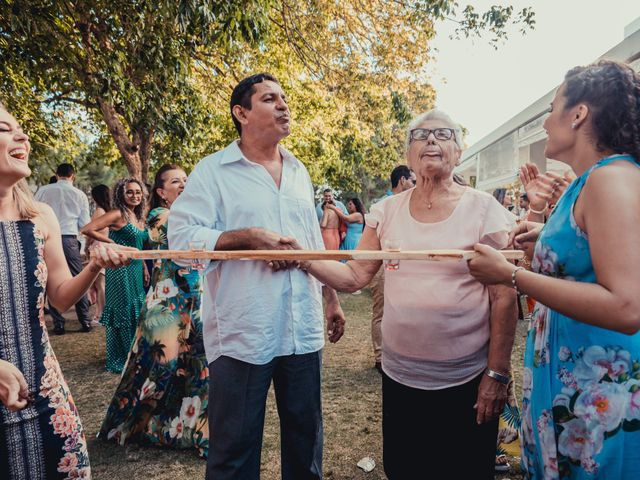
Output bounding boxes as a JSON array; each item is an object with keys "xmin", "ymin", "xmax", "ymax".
[{"xmin": 366, "ymin": 187, "xmax": 515, "ymax": 389}]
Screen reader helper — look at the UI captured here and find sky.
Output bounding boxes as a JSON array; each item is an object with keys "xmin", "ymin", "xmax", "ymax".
[{"xmin": 429, "ymin": 0, "xmax": 640, "ymax": 146}]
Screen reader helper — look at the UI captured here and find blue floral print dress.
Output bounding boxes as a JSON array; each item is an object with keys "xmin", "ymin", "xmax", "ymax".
[
  {"xmin": 0, "ymin": 220, "xmax": 91, "ymax": 479},
  {"xmin": 99, "ymin": 208, "xmax": 208, "ymax": 457},
  {"xmin": 522, "ymin": 155, "xmax": 640, "ymax": 479}
]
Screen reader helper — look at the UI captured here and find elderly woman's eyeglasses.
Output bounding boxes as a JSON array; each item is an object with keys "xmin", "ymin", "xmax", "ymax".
[{"xmin": 410, "ymin": 128, "xmax": 456, "ymax": 142}]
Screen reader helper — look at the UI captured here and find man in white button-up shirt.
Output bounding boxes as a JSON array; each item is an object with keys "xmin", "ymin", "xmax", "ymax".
[
  {"xmin": 169, "ymin": 73, "xmax": 345, "ymax": 480},
  {"xmin": 35, "ymin": 163, "xmax": 92, "ymax": 334}
]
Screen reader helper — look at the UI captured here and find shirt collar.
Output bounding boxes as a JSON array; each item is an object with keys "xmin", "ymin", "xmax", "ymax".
[{"xmin": 220, "ymin": 140, "xmax": 299, "ymax": 169}]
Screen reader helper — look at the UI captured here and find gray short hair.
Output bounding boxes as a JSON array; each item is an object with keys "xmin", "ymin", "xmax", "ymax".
[{"xmin": 405, "ymin": 109, "xmax": 463, "ymax": 150}]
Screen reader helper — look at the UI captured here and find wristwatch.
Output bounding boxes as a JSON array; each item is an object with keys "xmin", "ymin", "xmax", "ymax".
[{"xmin": 484, "ymin": 368, "xmax": 511, "ymax": 385}]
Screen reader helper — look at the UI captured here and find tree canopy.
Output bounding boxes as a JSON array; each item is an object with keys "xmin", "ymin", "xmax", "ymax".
[{"xmin": 0, "ymin": 0, "xmax": 534, "ymax": 195}]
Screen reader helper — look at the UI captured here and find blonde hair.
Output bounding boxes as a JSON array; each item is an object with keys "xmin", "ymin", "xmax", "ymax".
[
  {"xmin": 13, "ymin": 180, "xmax": 39, "ymax": 219},
  {"xmin": 0, "ymin": 102, "xmax": 39, "ymax": 219}
]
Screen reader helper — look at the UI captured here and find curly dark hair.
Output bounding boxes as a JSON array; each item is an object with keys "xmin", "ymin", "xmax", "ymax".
[
  {"xmin": 563, "ymin": 60, "xmax": 640, "ymax": 162},
  {"xmin": 112, "ymin": 178, "xmax": 146, "ymax": 224}
]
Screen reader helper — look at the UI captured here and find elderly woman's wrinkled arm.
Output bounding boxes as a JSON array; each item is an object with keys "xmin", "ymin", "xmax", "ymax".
[
  {"xmin": 302, "ymin": 226, "xmax": 382, "ymax": 292},
  {"xmin": 474, "ymin": 283, "xmax": 517, "ymax": 425}
]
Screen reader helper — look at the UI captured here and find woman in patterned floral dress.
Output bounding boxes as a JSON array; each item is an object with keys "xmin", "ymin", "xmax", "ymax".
[
  {"xmin": 99, "ymin": 165, "xmax": 208, "ymax": 457},
  {"xmin": 0, "ymin": 104, "xmax": 129, "ymax": 478},
  {"xmin": 469, "ymin": 60, "xmax": 640, "ymax": 478},
  {"xmin": 82, "ymin": 178, "xmax": 149, "ymax": 373}
]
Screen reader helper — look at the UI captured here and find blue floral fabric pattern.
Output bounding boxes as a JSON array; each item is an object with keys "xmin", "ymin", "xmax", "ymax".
[
  {"xmin": 99, "ymin": 208, "xmax": 208, "ymax": 457},
  {"xmin": 522, "ymin": 155, "xmax": 640, "ymax": 479}
]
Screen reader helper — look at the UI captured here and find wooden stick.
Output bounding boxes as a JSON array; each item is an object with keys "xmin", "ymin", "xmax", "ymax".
[{"xmin": 122, "ymin": 249, "xmax": 524, "ymax": 262}]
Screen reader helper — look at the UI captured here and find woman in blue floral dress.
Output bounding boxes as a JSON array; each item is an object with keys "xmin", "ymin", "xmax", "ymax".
[
  {"xmin": 99, "ymin": 165, "xmax": 208, "ymax": 457},
  {"xmin": 0, "ymin": 104, "xmax": 129, "ymax": 479},
  {"xmin": 468, "ymin": 60, "xmax": 640, "ymax": 479}
]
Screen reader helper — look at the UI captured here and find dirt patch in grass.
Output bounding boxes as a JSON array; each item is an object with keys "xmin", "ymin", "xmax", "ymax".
[{"xmin": 50, "ymin": 290, "xmax": 527, "ymax": 479}]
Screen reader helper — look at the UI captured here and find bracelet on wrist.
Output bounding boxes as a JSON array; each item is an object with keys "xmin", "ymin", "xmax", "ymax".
[
  {"xmin": 528, "ymin": 205, "xmax": 547, "ymax": 215},
  {"xmin": 484, "ymin": 368, "xmax": 511, "ymax": 385},
  {"xmin": 511, "ymin": 266, "xmax": 525, "ymax": 294}
]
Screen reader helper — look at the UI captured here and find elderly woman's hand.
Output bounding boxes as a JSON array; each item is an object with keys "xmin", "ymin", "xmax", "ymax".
[
  {"xmin": 467, "ymin": 244, "xmax": 514, "ymax": 286},
  {"xmin": 89, "ymin": 242, "xmax": 134, "ymax": 270},
  {"xmin": 475, "ymin": 373, "xmax": 509, "ymax": 424}
]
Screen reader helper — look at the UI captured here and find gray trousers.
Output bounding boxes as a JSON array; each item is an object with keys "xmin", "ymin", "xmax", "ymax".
[
  {"xmin": 206, "ymin": 351, "xmax": 323, "ymax": 480},
  {"xmin": 49, "ymin": 235, "xmax": 91, "ymax": 329}
]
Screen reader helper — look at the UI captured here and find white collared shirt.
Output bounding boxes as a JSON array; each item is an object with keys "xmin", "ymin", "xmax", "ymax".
[
  {"xmin": 168, "ymin": 141, "xmax": 325, "ymax": 365},
  {"xmin": 34, "ymin": 179, "xmax": 90, "ymax": 236}
]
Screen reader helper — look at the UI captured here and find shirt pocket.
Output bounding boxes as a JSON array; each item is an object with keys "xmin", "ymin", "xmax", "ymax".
[{"xmin": 281, "ymin": 194, "xmax": 318, "ymax": 248}]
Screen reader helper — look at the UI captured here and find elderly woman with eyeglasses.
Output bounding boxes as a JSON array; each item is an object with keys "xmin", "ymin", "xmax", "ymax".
[{"xmin": 297, "ymin": 110, "xmax": 517, "ymax": 479}]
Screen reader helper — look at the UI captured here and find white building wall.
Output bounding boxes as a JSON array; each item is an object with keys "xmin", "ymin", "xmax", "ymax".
[{"xmin": 455, "ymin": 22, "xmax": 640, "ymax": 192}]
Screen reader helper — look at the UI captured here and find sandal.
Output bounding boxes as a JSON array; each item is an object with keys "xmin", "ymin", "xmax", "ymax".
[{"xmin": 495, "ymin": 454, "xmax": 510, "ymax": 472}]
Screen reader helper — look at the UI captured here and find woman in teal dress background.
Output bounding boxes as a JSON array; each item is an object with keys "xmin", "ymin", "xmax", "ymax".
[
  {"xmin": 82, "ymin": 178, "xmax": 149, "ymax": 373},
  {"xmin": 99, "ymin": 164, "xmax": 209, "ymax": 457},
  {"xmin": 468, "ymin": 60, "xmax": 640, "ymax": 478}
]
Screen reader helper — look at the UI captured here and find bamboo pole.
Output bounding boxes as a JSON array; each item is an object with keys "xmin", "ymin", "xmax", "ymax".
[{"xmin": 121, "ymin": 249, "xmax": 524, "ymax": 262}]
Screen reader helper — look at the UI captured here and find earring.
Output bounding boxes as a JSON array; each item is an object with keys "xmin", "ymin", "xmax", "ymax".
[{"xmin": 571, "ymin": 122, "xmax": 577, "ymax": 129}]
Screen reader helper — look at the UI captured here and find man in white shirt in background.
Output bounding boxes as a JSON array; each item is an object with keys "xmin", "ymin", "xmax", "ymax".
[
  {"xmin": 35, "ymin": 163, "xmax": 92, "ymax": 334},
  {"xmin": 169, "ymin": 73, "xmax": 345, "ymax": 480}
]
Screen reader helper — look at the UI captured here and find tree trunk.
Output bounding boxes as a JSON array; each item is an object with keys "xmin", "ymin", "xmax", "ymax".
[
  {"xmin": 133, "ymin": 127, "xmax": 155, "ymax": 184},
  {"xmin": 97, "ymin": 98, "xmax": 142, "ymax": 180}
]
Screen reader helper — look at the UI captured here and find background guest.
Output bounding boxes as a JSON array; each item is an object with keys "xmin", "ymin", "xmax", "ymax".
[
  {"xmin": 86, "ymin": 184, "xmax": 112, "ymax": 324},
  {"xmin": 330, "ymin": 197, "xmax": 365, "ymax": 249},
  {"xmin": 320, "ymin": 195, "xmax": 342, "ymax": 250},
  {"xmin": 315, "ymin": 187, "xmax": 346, "ymax": 221},
  {"xmin": 100, "ymin": 164, "xmax": 209, "ymax": 457},
  {"xmin": 35, "ymin": 162, "xmax": 93, "ymax": 334},
  {"xmin": 82, "ymin": 178, "xmax": 149, "ymax": 373}
]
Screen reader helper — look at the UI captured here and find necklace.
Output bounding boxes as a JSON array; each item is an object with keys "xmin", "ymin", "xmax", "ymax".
[{"xmin": 427, "ymin": 201, "xmax": 433, "ymax": 210}]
